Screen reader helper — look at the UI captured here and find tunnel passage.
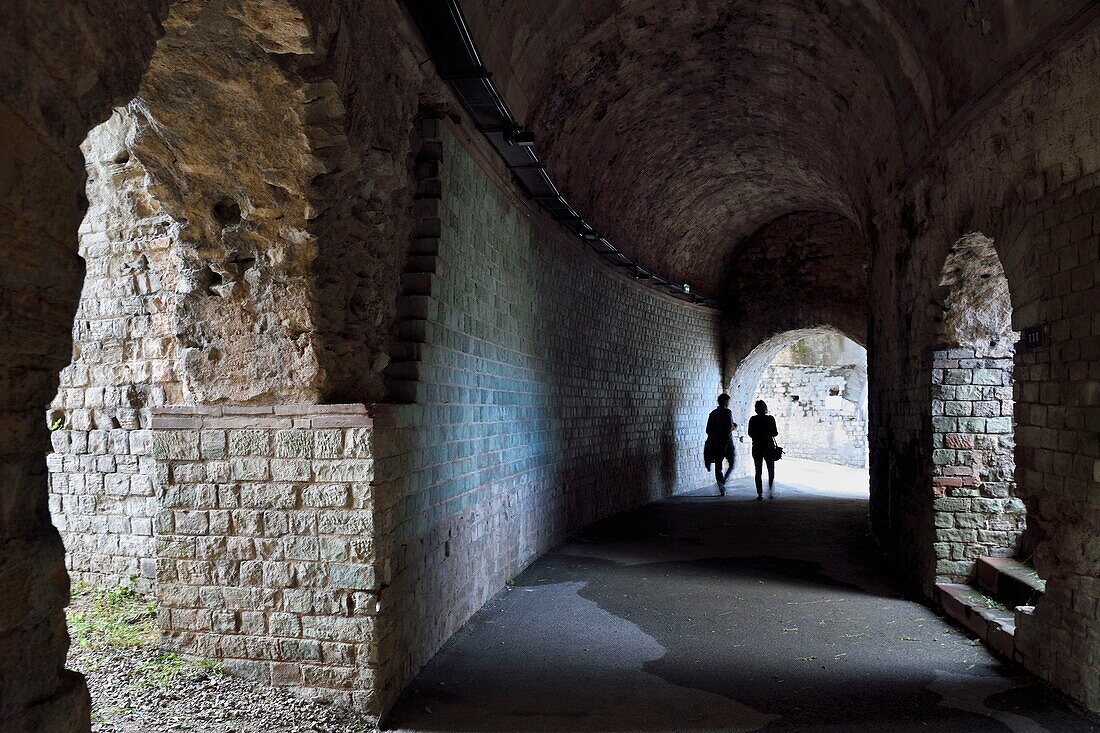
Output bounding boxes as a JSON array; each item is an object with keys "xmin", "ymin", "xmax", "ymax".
[{"xmin": 4, "ymin": 0, "xmax": 1100, "ymax": 729}]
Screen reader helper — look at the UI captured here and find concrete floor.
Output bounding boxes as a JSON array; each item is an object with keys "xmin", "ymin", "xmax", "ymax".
[{"xmin": 387, "ymin": 460, "xmax": 1097, "ymax": 732}]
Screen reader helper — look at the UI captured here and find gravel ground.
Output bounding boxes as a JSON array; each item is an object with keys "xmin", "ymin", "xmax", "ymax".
[{"xmin": 67, "ymin": 588, "xmax": 376, "ymax": 733}]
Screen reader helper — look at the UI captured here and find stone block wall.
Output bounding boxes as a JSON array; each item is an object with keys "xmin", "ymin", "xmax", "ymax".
[
  {"xmin": 47, "ymin": 109, "xmax": 180, "ymax": 594},
  {"xmin": 930, "ymin": 349, "xmax": 1024, "ymax": 580},
  {"xmin": 151, "ymin": 405, "xmax": 382, "ymax": 711},
  {"xmin": 754, "ymin": 363, "xmax": 867, "ymax": 468},
  {"xmin": 1009, "ymin": 168, "xmax": 1100, "ymax": 704},
  {"xmin": 47, "ymin": 425, "xmax": 157, "ymax": 593},
  {"xmin": 870, "ymin": 19, "xmax": 1100, "ymax": 708},
  {"xmin": 372, "ymin": 120, "xmax": 722, "ymax": 709}
]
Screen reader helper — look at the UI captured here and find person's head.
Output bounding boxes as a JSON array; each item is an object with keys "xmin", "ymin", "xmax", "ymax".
[
  {"xmin": 717, "ymin": 393, "xmax": 730, "ymax": 407},
  {"xmin": 755, "ymin": 400, "xmax": 768, "ymax": 415}
]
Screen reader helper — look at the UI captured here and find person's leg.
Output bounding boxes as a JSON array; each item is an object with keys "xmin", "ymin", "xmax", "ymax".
[
  {"xmin": 766, "ymin": 456, "xmax": 776, "ymax": 496},
  {"xmin": 722, "ymin": 445, "xmax": 735, "ymax": 483},
  {"xmin": 753, "ymin": 448, "xmax": 763, "ymax": 496}
]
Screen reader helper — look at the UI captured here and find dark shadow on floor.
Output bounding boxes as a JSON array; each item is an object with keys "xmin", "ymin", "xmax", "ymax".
[{"xmin": 386, "ymin": 470, "xmax": 1098, "ymax": 732}]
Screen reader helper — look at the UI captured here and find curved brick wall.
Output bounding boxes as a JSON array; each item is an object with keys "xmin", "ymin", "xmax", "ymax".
[{"xmin": 371, "ymin": 120, "xmax": 723, "ymax": 709}]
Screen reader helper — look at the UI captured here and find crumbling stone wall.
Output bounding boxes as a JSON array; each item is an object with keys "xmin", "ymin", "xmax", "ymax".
[
  {"xmin": 46, "ymin": 0, "xmax": 408, "ymax": 593},
  {"xmin": 754, "ymin": 336, "xmax": 868, "ymax": 468},
  {"xmin": 371, "ymin": 120, "xmax": 722, "ymax": 709},
  {"xmin": 928, "ymin": 234, "xmax": 1025, "ymax": 579},
  {"xmin": 47, "ymin": 109, "xmax": 179, "ymax": 594},
  {"xmin": 151, "ymin": 405, "xmax": 380, "ymax": 711}
]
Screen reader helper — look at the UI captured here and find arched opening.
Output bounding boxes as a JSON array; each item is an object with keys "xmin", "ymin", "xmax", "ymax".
[
  {"xmin": 930, "ymin": 233, "xmax": 1037, "ymax": 661},
  {"xmin": 43, "ymin": 0, "xmax": 382, "ymax": 725},
  {"xmin": 929, "ymin": 233, "xmax": 1025, "ymax": 578},
  {"xmin": 726, "ymin": 327, "xmax": 869, "ymax": 496},
  {"xmin": 753, "ymin": 332, "xmax": 868, "ymax": 470}
]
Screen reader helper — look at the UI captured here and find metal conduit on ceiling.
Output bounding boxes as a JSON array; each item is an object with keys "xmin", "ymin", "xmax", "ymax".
[{"xmin": 403, "ymin": 0, "xmax": 718, "ymax": 308}]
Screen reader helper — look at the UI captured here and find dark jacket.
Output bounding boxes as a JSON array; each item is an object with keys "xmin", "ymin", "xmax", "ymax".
[
  {"xmin": 747, "ymin": 414, "xmax": 778, "ymax": 446},
  {"xmin": 704, "ymin": 407, "xmax": 736, "ymax": 469}
]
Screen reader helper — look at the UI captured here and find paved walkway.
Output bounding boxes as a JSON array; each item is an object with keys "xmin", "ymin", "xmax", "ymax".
[{"xmin": 387, "ymin": 460, "xmax": 1097, "ymax": 732}]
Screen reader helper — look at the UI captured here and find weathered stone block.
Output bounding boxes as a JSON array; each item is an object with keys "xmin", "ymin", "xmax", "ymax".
[
  {"xmin": 271, "ymin": 459, "xmax": 312, "ymax": 482},
  {"xmin": 200, "ymin": 430, "xmax": 227, "ymax": 459},
  {"xmin": 153, "ymin": 431, "xmax": 201, "ymax": 460},
  {"xmin": 230, "ymin": 430, "xmax": 272, "ymax": 457},
  {"xmin": 276, "ymin": 429, "xmax": 312, "ymax": 459},
  {"xmin": 329, "ymin": 563, "xmax": 378, "ymax": 591},
  {"xmin": 230, "ymin": 458, "xmax": 270, "ymax": 482},
  {"xmin": 314, "ymin": 430, "xmax": 343, "ymax": 459},
  {"xmin": 240, "ymin": 484, "xmax": 295, "ymax": 509}
]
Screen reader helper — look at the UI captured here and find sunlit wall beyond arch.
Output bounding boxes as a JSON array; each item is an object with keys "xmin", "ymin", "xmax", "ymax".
[
  {"xmin": 752, "ymin": 333, "xmax": 868, "ymax": 468},
  {"xmin": 727, "ymin": 327, "xmax": 865, "ymax": 476}
]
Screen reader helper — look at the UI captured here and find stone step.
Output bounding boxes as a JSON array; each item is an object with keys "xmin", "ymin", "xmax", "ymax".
[
  {"xmin": 935, "ymin": 582, "xmax": 1018, "ymax": 662},
  {"xmin": 974, "ymin": 556, "xmax": 1045, "ymax": 608}
]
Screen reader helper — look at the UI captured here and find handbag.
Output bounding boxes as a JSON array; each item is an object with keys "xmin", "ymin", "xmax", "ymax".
[{"xmin": 771, "ymin": 440, "xmax": 784, "ymax": 462}]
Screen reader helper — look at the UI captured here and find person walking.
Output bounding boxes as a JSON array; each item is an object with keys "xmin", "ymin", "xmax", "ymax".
[
  {"xmin": 748, "ymin": 400, "xmax": 779, "ymax": 499},
  {"xmin": 704, "ymin": 393, "xmax": 737, "ymax": 495}
]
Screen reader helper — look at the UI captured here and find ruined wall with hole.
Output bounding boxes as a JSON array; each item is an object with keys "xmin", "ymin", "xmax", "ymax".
[
  {"xmin": 31, "ymin": 2, "xmax": 441, "ymax": 724},
  {"xmin": 869, "ymin": 19, "xmax": 1100, "ymax": 708},
  {"xmin": 47, "ymin": 109, "xmax": 178, "ymax": 593},
  {"xmin": 371, "ymin": 120, "xmax": 722, "ymax": 709},
  {"xmin": 44, "ymin": 0, "xmax": 390, "ymax": 592},
  {"xmin": 753, "ymin": 335, "xmax": 868, "ymax": 468},
  {"xmin": 928, "ymin": 234, "xmax": 1025, "ymax": 580}
]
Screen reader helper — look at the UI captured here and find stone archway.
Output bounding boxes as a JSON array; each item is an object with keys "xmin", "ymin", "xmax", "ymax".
[
  {"xmin": 727, "ymin": 326, "xmax": 866, "ymax": 477},
  {"xmin": 752, "ymin": 332, "xmax": 869, "ymax": 469},
  {"xmin": 928, "ymin": 233, "xmax": 1025, "ymax": 581},
  {"xmin": 39, "ymin": 0, "xmax": 393, "ymax": 723}
]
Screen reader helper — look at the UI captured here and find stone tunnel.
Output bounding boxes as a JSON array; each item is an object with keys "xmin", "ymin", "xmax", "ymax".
[{"xmin": 2, "ymin": 0, "xmax": 1100, "ymax": 730}]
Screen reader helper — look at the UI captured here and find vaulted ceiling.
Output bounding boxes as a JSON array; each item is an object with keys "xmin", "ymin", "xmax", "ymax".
[{"xmin": 457, "ymin": 0, "xmax": 1094, "ymax": 295}]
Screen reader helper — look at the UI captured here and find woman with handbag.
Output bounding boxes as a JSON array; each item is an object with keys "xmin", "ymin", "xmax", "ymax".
[{"xmin": 747, "ymin": 400, "xmax": 780, "ymax": 499}]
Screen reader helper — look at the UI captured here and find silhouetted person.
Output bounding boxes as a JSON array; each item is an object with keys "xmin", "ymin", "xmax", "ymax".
[
  {"xmin": 748, "ymin": 399, "xmax": 778, "ymax": 499},
  {"xmin": 704, "ymin": 394, "xmax": 737, "ymax": 495}
]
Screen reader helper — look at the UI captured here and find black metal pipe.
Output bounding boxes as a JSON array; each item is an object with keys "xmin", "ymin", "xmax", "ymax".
[{"xmin": 402, "ymin": 0, "xmax": 718, "ymax": 308}]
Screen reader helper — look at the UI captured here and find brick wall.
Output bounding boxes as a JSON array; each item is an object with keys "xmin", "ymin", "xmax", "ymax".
[
  {"xmin": 870, "ymin": 19, "xmax": 1100, "ymax": 708},
  {"xmin": 930, "ymin": 349, "xmax": 1024, "ymax": 579},
  {"xmin": 48, "ymin": 109, "xmax": 181, "ymax": 594},
  {"xmin": 151, "ymin": 405, "xmax": 381, "ymax": 711},
  {"xmin": 372, "ymin": 119, "xmax": 723, "ymax": 710},
  {"xmin": 755, "ymin": 363, "xmax": 868, "ymax": 468}
]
